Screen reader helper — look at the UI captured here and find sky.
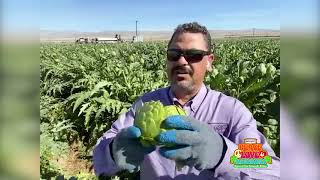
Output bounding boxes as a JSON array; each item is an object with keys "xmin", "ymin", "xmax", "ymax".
[{"xmin": 1, "ymin": 0, "xmax": 317, "ymax": 32}]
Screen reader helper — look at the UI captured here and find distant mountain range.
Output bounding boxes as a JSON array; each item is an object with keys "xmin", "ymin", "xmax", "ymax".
[{"xmin": 40, "ymin": 29, "xmax": 280, "ymax": 42}]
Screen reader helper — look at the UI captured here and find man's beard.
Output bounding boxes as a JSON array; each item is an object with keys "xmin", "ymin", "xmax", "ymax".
[
  {"xmin": 170, "ymin": 65, "xmax": 195, "ymax": 93},
  {"xmin": 172, "ymin": 79, "xmax": 194, "ymax": 92}
]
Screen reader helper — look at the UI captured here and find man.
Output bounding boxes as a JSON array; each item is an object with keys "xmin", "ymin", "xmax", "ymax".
[{"xmin": 93, "ymin": 22, "xmax": 280, "ymax": 179}]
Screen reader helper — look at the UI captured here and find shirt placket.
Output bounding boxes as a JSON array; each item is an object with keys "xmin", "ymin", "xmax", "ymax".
[{"xmin": 173, "ymin": 101, "xmax": 193, "ymax": 116}]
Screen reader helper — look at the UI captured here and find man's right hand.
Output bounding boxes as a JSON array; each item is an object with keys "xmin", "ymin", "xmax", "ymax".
[{"xmin": 111, "ymin": 126, "xmax": 155, "ymax": 172}]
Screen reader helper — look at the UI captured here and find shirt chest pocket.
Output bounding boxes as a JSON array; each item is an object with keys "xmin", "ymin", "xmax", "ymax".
[{"xmin": 207, "ymin": 123, "xmax": 229, "ymax": 135}]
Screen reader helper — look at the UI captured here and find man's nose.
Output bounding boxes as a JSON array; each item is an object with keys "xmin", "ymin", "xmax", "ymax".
[{"xmin": 176, "ymin": 55, "xmax": 188, "ymax": 65}]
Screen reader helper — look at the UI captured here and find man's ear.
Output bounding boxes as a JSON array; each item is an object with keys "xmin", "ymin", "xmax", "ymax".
[{"xmin": 206, "ymin": 54, "xmax": 214, "ymax": 71}]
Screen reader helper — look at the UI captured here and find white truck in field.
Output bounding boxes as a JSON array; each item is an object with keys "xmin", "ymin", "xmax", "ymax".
[
  {"xmin": 75, "ymin": 37, "xmax": 90, "ymax": 44},
  {"xmin": 76, "ymin": 34, "xmax": 122, "ymax": 44},
  {"xmin": 132, "ymin": 35, "xmax": 144, "ymax": 42},
  {"xmin": 91, "ymin": 37, "xmax": 119, "ymax": 43}
]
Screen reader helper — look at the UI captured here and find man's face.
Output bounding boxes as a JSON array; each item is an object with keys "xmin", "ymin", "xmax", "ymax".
[{"xmin": 166, "ymin": 32, "xmax": 213, "ymax": 92}]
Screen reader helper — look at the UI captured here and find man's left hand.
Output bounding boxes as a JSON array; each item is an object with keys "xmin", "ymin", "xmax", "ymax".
[{"xmin": 157, "ymin": 115, "xmax": 226, "ymax": 170}]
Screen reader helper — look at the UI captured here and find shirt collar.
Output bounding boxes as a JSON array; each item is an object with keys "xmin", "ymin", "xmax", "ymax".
[{"xmin": 168, "ymin": 83, "xmax": 208, "ymax": 112}]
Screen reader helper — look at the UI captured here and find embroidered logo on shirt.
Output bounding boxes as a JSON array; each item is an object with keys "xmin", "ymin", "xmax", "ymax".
[
  {"xmin": 208, "ymin": 123, "xmax": 228, "ymax": 134},
  {"xmin": 230, "ymin": 138, "xmax": 272, "ymax": 168}
]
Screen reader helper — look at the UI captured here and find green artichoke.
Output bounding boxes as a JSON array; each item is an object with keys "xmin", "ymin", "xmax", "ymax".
[
  {"xmin": 259, "ymin": 63, "xmax": 267, "ymax": 75},
  {"xmin": 134, "ymin": 101, "xmax": 186, "ymax": 147}
]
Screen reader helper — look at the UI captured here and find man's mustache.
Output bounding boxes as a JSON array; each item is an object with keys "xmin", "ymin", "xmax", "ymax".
[{"xmin": 172, "ymin": 65, "xmax": 193, "ymax": 75}]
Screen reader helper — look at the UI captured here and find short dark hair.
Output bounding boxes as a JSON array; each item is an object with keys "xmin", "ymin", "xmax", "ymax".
[{"xmin": 168, "ymin": 22, "xmax": 213, "ymax": 53}]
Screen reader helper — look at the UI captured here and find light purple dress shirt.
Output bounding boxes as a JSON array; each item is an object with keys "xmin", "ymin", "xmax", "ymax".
[{"xmin": 93, "ymin": 84, "xmax": 280, "ymax": 179}]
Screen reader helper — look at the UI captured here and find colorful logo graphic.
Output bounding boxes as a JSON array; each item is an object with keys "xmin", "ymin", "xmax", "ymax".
[{"xmin": 230, "ymin": 138, "xmax": 272, "ymax": 168}]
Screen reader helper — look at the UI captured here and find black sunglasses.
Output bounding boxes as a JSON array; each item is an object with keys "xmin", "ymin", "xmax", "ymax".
[{"xmin": 167, "ymin": 48, "xmax": 210, "ymax": 62}]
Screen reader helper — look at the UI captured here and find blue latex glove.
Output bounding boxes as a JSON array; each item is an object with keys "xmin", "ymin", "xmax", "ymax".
[
  {"xmin": 112, "ymin": 126, "xmax": 155, "ymax": 172},
  {"xmin": 157, "ymin": 115, "xmax": 226, "ymax": 171}
]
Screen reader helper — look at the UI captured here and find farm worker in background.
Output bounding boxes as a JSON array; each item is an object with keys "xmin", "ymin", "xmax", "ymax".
[{"xmin": 93, "ymin": 22, "xmax": 280, "ymax": 179}]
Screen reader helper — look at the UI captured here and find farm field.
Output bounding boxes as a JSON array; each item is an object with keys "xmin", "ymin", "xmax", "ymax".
[{"xmin": 40, "ymin": 38, "xmax": 280, "ymax": 179}]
